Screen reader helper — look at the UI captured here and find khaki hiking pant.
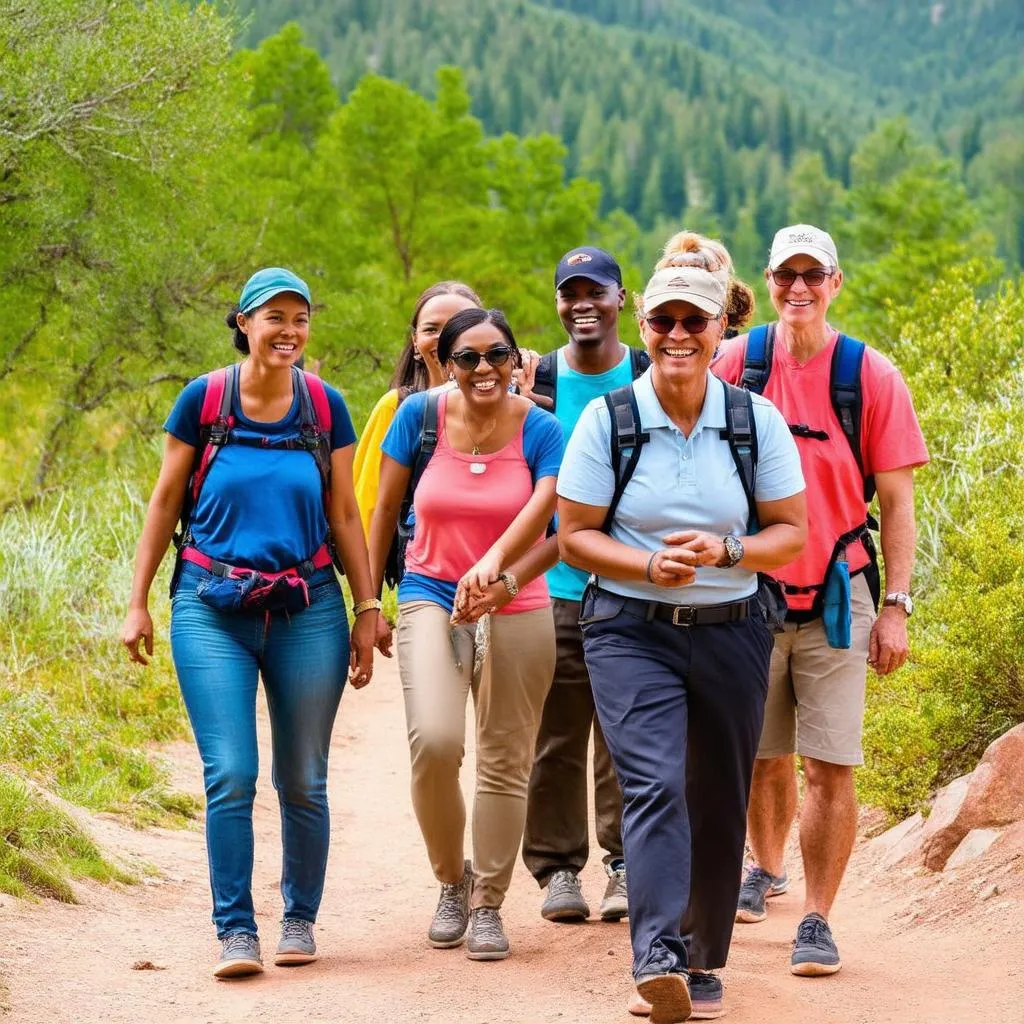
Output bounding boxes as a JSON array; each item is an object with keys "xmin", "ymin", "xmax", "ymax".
[{"xmin": 397, "ymin": 600, "xmax": 556, "ymax": 909}]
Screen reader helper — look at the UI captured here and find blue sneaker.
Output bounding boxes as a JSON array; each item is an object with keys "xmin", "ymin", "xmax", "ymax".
[
  {"xmin": 735, "ymin": 865, "xmax": 788, "ymax": 923},
  {"xmin": 791, "ymin": 913, "xmax": 842, "ymax": 976},
  {"xmin": 213, "ymin": 931, "xmax": 263, "ymax": 979},
  {"xmin": 689, "ymin": 971, "xmax": 726, "ymax": 1020},
  {"xmin": 275, "ymin": 917, "xmax": 317, "ymax": 966}
]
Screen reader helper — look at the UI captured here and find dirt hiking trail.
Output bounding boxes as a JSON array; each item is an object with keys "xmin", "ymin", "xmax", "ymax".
[{"xmin": 1, "ymin": 656, "xmax": 1022, "ymax": 1024}]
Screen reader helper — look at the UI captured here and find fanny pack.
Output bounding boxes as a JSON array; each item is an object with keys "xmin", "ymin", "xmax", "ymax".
[{"xmin": 182, "ymin": 544, "xmax": 333, "ymax": 615}]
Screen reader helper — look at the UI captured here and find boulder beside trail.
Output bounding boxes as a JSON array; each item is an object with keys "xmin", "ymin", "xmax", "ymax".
[{"xmin": 918, "ymin": 723, "xmax": 1024, "ymax": 871}]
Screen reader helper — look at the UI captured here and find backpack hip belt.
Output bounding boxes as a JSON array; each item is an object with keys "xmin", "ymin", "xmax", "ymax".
[{"xmin": 181, "ymin": 542, "xmax": 333, "ymax": 582}]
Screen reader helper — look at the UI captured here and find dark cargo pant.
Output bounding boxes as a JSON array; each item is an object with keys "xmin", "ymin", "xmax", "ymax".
[
  {"xmin": 523, "ymin": 598, "xmax": 624, "ymax": 885},
  {"xmin": 581, "ymin": 586, "xmax": 772, "ymax": 976}
]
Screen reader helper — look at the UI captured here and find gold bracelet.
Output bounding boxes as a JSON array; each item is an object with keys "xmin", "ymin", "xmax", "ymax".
[{"xmin": 352, "ymin": 598, "xmax": 382, "ymax": 617}]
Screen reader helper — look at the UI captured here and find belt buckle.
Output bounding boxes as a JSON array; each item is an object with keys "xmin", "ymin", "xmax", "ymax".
[{"xmin": 671, "ymin": 605, "xmax": 696, "ymax": 627}]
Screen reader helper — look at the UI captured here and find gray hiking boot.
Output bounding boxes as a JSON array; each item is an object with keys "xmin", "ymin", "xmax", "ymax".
[
  {"xmin": 466, "ymin": 907, "xmax": 510, "ymax": 961},
  {"xmin": 213, "ymin": 931, "xmax": 263, "ymax": 979},
  {"xmin": 791, "ymin": 913, "xmax": 842, "ymax": 976},
  {"xmin": 541, "ymin": 868, "xmax": 590, "ymax": 922},
  {"xmin": 735, "ymin": 865, "xmax": 788, "ymax": 923},
  {"xmin": 275, "ymin": 917, "xmax": 317, "ymax": 966},
  {"xmin": 428, "ymin": 859, "xmax": 473, "ymax": 948},
  {"xmin": 599, "ymin": 862, "xmax": 628, "ymax": 921}
]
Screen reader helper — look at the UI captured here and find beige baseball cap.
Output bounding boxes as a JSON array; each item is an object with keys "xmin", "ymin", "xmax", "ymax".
[
  {"xmin": 642, "ymin": 266, "xmax": 726, "ymax": 316},
  {"xmin": 768, "ymin": 224, "xmax": 839, "ymax": 270}
]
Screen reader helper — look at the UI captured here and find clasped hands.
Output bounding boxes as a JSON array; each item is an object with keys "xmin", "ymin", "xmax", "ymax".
[
  {"xmin": 450, "ymin": 551, "xmax": 512, "ymax": 625},
  {"xmin": 647, "ymin": 531, "xmax": 728, "ymax": 588}
]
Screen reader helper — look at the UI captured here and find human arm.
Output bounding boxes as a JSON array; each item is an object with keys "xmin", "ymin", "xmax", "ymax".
[
  {"xmin": 122, "ymin": 434, "xmax": 194, "ymax": 665},
  {"xmin": 367, "ymin": 453, "xmax": 411, "ymax": 606},
  {"xmin": 328, "ymin": 444, "xmax": 383, "ymax": 686},
  {"xmin": 513, "ymin": 348, "xmax": 553, "ymax": 410},
  {"xmin": 450, "ymin": 535, "xmax": 561, "ymax": 624},
  {"xmin": 869, "ymin": 466, "xmax": 916, "ymax": 675}
]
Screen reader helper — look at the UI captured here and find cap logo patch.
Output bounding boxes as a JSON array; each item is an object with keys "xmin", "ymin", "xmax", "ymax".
[
  {"xmin": 667, "ymin": 276, "xmax": 690, "ymax": 288},
  {"xmin": 566, "ymin": 252, "xmax": 592, "ymax": 265},
  {"xmin": 787, "ymin": 231, "xmax": 817, "ymax": 244}
]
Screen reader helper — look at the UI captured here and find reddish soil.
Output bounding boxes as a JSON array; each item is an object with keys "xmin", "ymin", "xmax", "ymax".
[{"xmin": 1, "ymin": 655, "xmax": 1022, "ymax": 1023}]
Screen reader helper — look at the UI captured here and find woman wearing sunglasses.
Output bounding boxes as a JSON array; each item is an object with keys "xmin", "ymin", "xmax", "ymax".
[
  {"xmin": 353, "ymin": 281, "xmax": 481, "ymax": 540},
  {"xmin": 368, "ymin": 307, "xmax": 563, "ymax": 961},
  {"xmin": 557, "ymin": 254, "xmax": 806, "ymax": 1022}
]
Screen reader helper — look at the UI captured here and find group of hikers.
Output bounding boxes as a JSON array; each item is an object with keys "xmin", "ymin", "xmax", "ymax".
[{"xmin": 121, "ymin": 221, "xmax": 928, "ymax": 1023}]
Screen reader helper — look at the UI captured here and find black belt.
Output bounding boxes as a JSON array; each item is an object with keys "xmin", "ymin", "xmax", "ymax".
[{"xmin": 612, "ymin": 590, "xmax": 752, "ymax": 627}]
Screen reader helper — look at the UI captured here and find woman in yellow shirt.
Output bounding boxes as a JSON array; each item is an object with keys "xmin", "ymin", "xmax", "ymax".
[{"xmin": 353, "ymin": 281, "xmax": 482, "ymax": 537}]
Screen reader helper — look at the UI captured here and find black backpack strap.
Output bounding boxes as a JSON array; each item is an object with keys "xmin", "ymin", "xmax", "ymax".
[
  {"xmin": 533, "ymin": 351, "xmax": 557, "ymax": 407},
  {"xmin": 720, "ymin": 382, "xmax": 759, "ymax": 530},
  {"xmin": 740, "ymin": 323, "xmax": 775, "ymax": 395},
  {"xmin": 399, "ymin": 390, "xmax": 441, "ymax": 528},
  {"xmin": 602, "ymin": 383, "xmax": 649, "ymax": 533},
  {"xmin": 629, "ymin": 346, "xmax": 651, "ymax": 379},
  {"xmin": 830, "ymin": 333, "xmax": 874, "ymax": 504}
]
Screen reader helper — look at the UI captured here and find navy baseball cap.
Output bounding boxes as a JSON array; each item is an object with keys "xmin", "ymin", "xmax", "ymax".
[{"xmin": 554, "ymin": 247, "xmax": 622, "ymax": 289}]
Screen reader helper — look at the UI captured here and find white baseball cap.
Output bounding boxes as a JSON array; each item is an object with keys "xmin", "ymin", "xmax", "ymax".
[
  {"xmin": 768, "ymin": 224, "xmax": 839, "ymax": 271},
  {"xmin": 642, "ymin": 266, "xmax": 726, "ymax": 316}
]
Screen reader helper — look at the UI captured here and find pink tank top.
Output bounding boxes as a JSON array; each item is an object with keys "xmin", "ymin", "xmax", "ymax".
[{"xmin": 403, "ymin": 391, "xmax": 550, "ymax": 614}]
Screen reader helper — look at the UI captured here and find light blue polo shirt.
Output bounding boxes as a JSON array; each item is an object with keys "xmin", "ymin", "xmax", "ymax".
[
  {"xmin": 557, "ymin": 369, "xmax": 804, "ymax": 605},
  {"xmin": 546, "ymin": 345, "xmax": 635, "ymax": 602}
]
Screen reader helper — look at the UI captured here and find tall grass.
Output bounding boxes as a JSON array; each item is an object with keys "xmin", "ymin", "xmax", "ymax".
[{"xmin": 0, "ymin": 481, "xmax": 197, "ymax": 897}]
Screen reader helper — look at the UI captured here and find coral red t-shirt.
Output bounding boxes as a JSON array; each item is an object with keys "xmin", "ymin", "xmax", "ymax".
[{"xmin": 712, "ymin": 324, "xmax": 929, "ymax": 611}]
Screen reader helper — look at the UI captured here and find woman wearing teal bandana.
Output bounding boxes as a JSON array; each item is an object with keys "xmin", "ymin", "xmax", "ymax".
[{"xmin": 122, "ymin": 268, "xmax": 386, "ymax": 979}]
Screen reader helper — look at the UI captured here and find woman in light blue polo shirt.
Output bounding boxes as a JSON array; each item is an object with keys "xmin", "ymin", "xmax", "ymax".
[{"xmin": 558, "ymin": 257, "xmax": 806, "ymax": 1023}]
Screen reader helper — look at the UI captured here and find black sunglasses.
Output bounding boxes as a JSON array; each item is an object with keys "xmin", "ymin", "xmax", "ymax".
[
  {"xmin": 449, "ymin": 345, "xmax": 513, "ymax": 372},
  {"xmin": 769, "ymin": 267, "xmax": 833, "ymax": 287},
  {"xmin": 645, "ymin": 314, "xmax": 713, "ymax": 336}
]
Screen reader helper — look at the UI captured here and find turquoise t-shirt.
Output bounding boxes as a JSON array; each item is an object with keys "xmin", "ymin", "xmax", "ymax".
[{"xmin": 546, "ymin": 346, "xmax": 635, "ymax": 602}]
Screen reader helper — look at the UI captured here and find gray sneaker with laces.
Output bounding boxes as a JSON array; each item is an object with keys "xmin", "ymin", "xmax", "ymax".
[
  {"xmin": 541, "ymin": 868, "xmax": 590, "ymax": 922},
  {"xmin": 466, "ymin": 907, "xmax": 509, "ymax": 961},
  {"xmin": 428, "ymin": 859, "xmax": 473, "ymax": 948},
  {"xmin": 599, "ymin": 862, "xmax": 628, "ymax": 921},
  {"xmin": 213, "ymin": 931, "xmax": 263, "ymax": 979},
  {"xmin": 791, "ymin": 912, "xmax": 842, "ymax": 976},
  {"xmin": 275, "ymin": 917, "xmax": 317, "ymax": 966},
  {"xmin": 735, "ymin": 865, "xmax": 788, "ymax": 923}
]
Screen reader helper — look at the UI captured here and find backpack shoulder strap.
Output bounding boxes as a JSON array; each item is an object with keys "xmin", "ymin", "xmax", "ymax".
[
  {"xmin": 601, "ymin": 383, "xmax": 650, "ymax": 533},
  {"xmin": 629, "ymin": 346, "xmax": 651, "ymax": 379},
  {"xmin": 199, "ymin": 366, "xmax": 232, "ymax": 428},
  {"xmin": 829, "ymin": 334, "xmax": 873, "ymax": 503},
  {"xmin": 740, "ymin": 323, "xmax": 775, "ymax": 395},
  {"xmin": 301, "ymin": 371, "xmax": 333, "ymax": 434},
  {"xmin": 532, "ymin": 351, "xmax": 557, "ymax": 406},
  {"xmin": 410, "ymin": 389, "xmax": 442, "ymax": 495},
  {"xmin": 720, "ymin": 381, "xmax": 759, "ymax": 530}
]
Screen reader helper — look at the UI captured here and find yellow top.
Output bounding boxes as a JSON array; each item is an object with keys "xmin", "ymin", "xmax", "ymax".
[{"xmin": 353, "ymin": 388, "xmax": 400, "ymax": 540}]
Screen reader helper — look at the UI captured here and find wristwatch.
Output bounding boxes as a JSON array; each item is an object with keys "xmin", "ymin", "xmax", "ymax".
[
  {"xmin": 497, "ymin": 571, "xmax": 520, "ymax": 598},
  {"xmin": 883, "ymin": 592, "xmax": 914, "ymax": 616},
  {"xmin": 720, "ymin": 535, "xmax": 744, "ymax": 569}
]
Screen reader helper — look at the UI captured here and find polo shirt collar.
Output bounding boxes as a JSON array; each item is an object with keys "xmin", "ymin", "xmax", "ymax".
[{"xmin": 632, "ymin": 368, "xmax": 727, "ymax": 434}]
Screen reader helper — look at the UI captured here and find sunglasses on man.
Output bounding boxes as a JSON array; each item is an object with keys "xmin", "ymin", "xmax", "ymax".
[
  {"xmin": 769, "ymin": 267, "xmax": 834, "ymax": 287},
  {"xmin": 449, "ymin": 346, "xmax": 514, "ymax": 372}
]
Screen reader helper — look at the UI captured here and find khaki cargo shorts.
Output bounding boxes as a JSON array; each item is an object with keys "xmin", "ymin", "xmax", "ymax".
[{"xmin": 757, "ymin": 572, "xmax": 876, "ymax": 766}]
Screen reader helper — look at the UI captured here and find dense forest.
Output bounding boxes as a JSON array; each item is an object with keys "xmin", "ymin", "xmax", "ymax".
[
  {"xmin": 236, "ymin": 0, "xmax": 1024, "ymax": 269},
  {"xmin": 1, "ymin": 0, "xmax": 1022, "ymax": 898}
]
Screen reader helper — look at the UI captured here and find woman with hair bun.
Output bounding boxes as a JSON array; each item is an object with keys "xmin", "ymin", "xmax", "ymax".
[
  {"xmin": 368, "ymin": 307, "xmax": 564, "ymax": 962},
  {"xmin": 353, "ymin": 281, "xmax": 482, "ymax": 540},
  {"xmin": 121, "ymin": 267, "xmax": 382, "ymax": 978}
]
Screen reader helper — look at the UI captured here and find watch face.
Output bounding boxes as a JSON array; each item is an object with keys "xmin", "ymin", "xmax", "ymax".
[
  {"xmin": 724, "ymin": 535, "xmax": 743, "ymax": 567},
  {"xmin": 904, "ymin": 594, "xmax": 914, "ymax": 615}
]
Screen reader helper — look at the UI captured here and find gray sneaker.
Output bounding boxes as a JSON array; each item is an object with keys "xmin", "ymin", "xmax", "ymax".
[
  {"xmin": 541, "ymin": 869, "xmax": 590, "ymax": 922},
  {"xmin": 791, "ymin": 913, "xmax": 842, "ymax": 976},
  {"xmin": 735, "ymin": 865, "xmax": 788, "ymax": 923},
  {"xmin": 466, "ymin": 907, "xmax": 509, "ymax": 961},
  {"xmin": 275, "ymin": 917, "xmax": 317, "ymax": 966},
  {"xmin": 213, "ymin": 931, "xmax": 263, "ymax": 979},
  {"xmin": 428, "ymin": 859, "xmax": 473, "ymax": 948},
  {"xmin": 599, "ymin": 862, "xmax": 628, "ymax": 922}
]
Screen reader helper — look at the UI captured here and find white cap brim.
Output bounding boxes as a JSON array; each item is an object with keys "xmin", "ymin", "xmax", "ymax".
[{"xmin": 644, "ymin": 287, "xmax": 723, "ymax": 316}]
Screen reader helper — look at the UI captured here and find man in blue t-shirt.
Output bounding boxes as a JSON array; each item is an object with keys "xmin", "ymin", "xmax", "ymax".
[{"xmin": 519, "ymin": 246, "xmax": 649, "ymax": 923}]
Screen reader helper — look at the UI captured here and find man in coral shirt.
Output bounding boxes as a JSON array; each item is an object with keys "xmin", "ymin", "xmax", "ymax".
[{"xmin": 712, "ymin": 224, "xmax": 928, "ymax": 977}]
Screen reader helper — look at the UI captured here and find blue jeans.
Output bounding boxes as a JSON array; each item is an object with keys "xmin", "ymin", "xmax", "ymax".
[
  {"xmin": 580, "ymin": 587, "xmax": 772, "ymax": 977},
  {"xmin": 170, "ymin": 563, "xmax": 349, "ymax": 937}
]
